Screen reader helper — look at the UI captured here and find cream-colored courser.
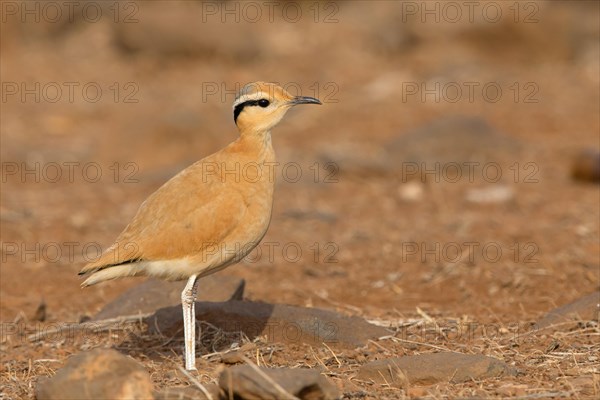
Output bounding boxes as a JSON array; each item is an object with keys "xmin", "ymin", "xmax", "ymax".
[{"xmin": 79, "ymin": 82, "xmax": 321, "ymax": 370}]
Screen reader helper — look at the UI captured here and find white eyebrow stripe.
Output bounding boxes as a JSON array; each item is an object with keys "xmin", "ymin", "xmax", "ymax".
[{"xmin": 233, "ymin": 91, "xmax": 273, "ymax": 108}]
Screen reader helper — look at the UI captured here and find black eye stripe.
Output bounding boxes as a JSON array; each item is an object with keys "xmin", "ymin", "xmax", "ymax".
[{"xmin": 233, "ymin": 99, "xmax": 270, "ymax": 123}]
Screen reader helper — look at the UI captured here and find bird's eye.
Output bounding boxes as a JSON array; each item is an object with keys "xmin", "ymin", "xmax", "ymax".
[{"xmin": 258, "ymin": 99, "xmax": 270, "ymax": 108}]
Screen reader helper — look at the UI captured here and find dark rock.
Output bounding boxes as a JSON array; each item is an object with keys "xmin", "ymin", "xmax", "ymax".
[
  {"xmin": 94, "ymin": 275, "xmax": 244, "ymax": 320},
  {"xmin": 357, "ymin": 352, "xmax": 517, "ymax": 386},
  {"xmin": 317, "ymin": 142, "xmax": 390, "ymax": 178},
  {"xmin": 386, "ymin": 116, "xmax": 521, "ymax": 182},
  {"xmin": 35, "ymin": 348, "xmax": 153, "ymax": 399},
  {"xmin": 219, "ymin": 365, "xmax": 340, "ymax": 400},
  {"xmin": 536, "ymin": 291, "xmax": 599, "ymax": 330},
  {"xmin": 147, "ymin": 301, "xmax": 389, "ymax": 349},
  {"xmin": 571, "ymin": 149, "xmax": 600, "ymax": 183},
  {"xmin": 33, "ymin": 299, "xmax": 47, "ymax": 322}
]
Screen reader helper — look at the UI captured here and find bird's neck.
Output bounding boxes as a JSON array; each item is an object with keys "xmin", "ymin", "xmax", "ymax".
[{"xmin": 235, "ymin": 130, "xmax": 275, "ymax": 163}]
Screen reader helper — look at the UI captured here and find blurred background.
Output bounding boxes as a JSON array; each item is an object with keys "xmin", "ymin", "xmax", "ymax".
[
  {"xmin": 2, "ymin": 0, "xmax": 598, "ymax": 319},
  {"xmin": 1, "ymin": 1, "xmax": 599, "ymax": 395}
]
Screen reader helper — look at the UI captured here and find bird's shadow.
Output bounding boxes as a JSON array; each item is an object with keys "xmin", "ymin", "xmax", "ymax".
[{"xmin": 119, "ymin": 301, "xmax": 277, "ymax": 358}]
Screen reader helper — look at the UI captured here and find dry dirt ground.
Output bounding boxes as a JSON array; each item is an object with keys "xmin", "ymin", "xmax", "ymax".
[{"xmin": 1, "ymin": 1, "xmax": 599, "ymax": 399}]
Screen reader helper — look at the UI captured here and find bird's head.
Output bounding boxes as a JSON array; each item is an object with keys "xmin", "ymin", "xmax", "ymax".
[{"xmin": 233, "ymin": 81, "xmax": 321, "ymax": 134}]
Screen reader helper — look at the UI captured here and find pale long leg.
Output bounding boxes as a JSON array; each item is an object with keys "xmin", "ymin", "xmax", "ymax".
[{"xmin": 181, "ymin": 274, "xmax": 199, "ymax": 370}]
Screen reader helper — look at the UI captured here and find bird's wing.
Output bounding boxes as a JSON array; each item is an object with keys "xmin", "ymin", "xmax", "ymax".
[{"xmin": 79, "ymin": 164, "xmax": 247, "ymax": 275}]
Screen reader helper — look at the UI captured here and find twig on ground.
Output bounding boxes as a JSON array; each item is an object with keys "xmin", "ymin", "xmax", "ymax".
[{"xmin": 177, "ymin": 364, "xmax": 214, "ymax": 400}]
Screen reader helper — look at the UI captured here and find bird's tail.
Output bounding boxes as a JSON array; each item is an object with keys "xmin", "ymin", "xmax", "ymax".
[{"xmin": 81, "ymin": 263, "xmax": 144, "ymax": 287}]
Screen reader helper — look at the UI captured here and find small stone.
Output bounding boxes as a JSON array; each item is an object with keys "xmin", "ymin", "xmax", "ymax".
[
  {"xmin": 465, "ymin": 185, "xmax": 514, "ymax": 204},
  {"xmin": 35, "ymin": 348, "xmax": 153, "ymax": 400},
  {"xmin": 398, "ymin": 181, "xmax": 424, "ymax": 202},
  {"xmin": 219, "ymin": 365, "xmax": 340, "ymax": 400},
  {"xmin": 221, "ymin": 350, "xmax": 245, "ymax": 365},
  {"xmin": 357, "ymin": 352, "xmax": 516, "ymax": 386},
  {"xmin": 535, "ymin": 291, "xmax": 600, "ymax": 330}
]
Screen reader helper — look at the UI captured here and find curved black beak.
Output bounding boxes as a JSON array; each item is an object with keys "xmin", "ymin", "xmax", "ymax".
[{"xmin": 289, "ymin": 96, "xmax": 322, "ymax": 106}]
